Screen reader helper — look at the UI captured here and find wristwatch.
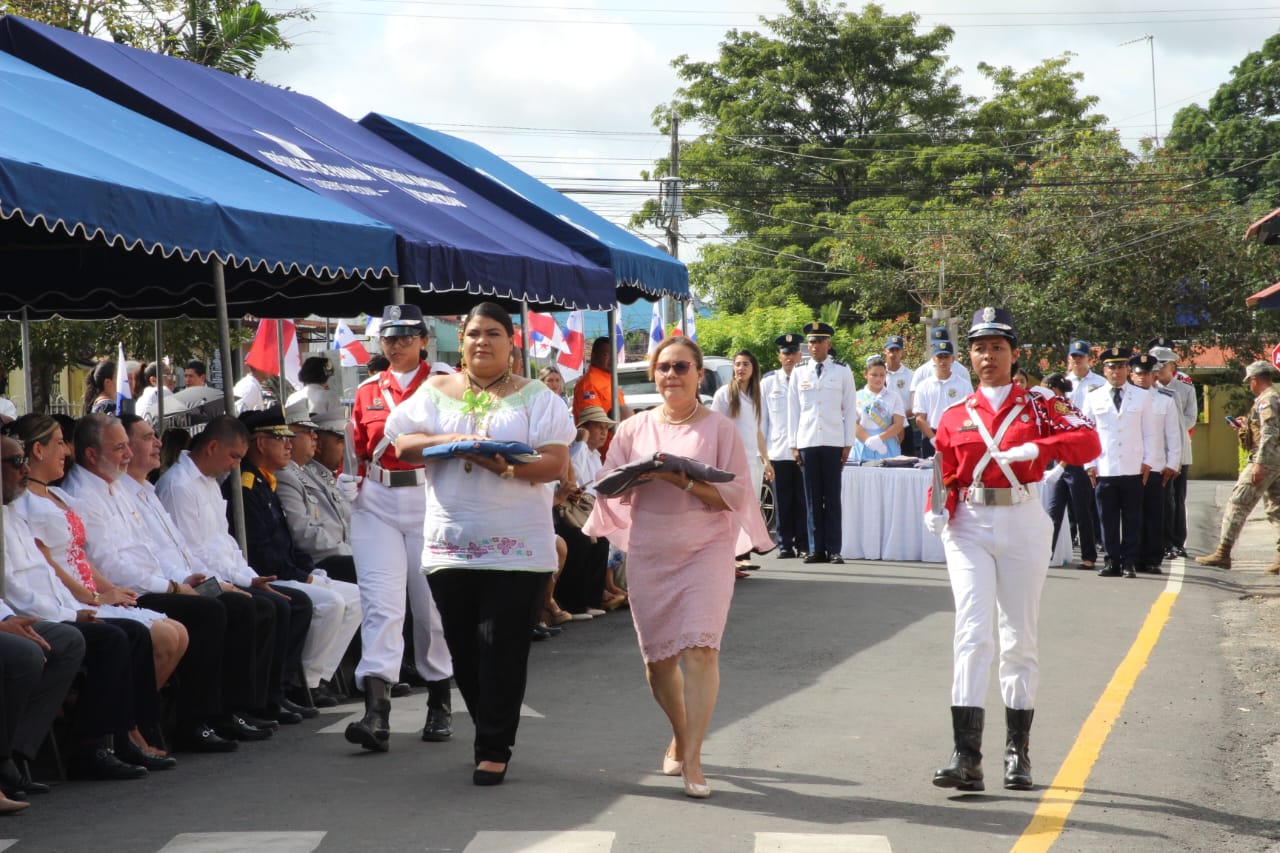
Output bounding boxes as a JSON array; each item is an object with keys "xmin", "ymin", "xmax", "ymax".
[{"xmin": 500, "ymin": 464, "xmax": 515, "ymax": 480}]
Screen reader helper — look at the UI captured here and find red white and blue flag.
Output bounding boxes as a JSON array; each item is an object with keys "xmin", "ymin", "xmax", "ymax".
[
  {"xmin": 526, "ymin": 311, "xmax": 567, "ymax": 359},
  {"xmin": 615, "ymin": 317, "xmax": 626, "ymax": 365},
  {"xmin": 685, "ymin": 302, "xmax": 698, "ymax": 343},
  {"xmin": 332, "ymin": 319, "xmax": 371, "ymax": 367},
  {"xmin": 245, "ymin": 319, "xmax": 302, "ymax": 390},
  {"xmin": 646, "ymin": 301, "xmax": 665, "ymax": 360},
  {"xmin": 556, "ymin": 311, "xmax": 586, "ymax": 382}
]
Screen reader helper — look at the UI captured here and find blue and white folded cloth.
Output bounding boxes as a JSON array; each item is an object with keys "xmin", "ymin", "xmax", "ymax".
[{"xmin": 420, "ymin": 440, "xmax": 541, "ymax": 463}]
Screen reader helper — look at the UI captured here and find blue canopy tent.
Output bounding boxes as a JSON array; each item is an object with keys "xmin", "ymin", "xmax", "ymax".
[
  {"xmin": 359, "ymin": 113, "xmax": 689, "ymax": 305},
  {"xmin": 0, "ymin": 15, "xmax": 615, "ymax": 314},
  {"xmin": 0, "ymin": 49, "xmax": 398, "ymax": 320}
]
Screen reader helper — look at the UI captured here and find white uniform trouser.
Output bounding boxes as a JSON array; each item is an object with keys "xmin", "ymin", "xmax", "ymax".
[
  {"xmin": 940, "ymin": 497, "xmax": 1051, "ymax": 710},
  {"xmin": 272, "ymin": 576, "xmax": 362, "ymax": 688},
  {"xmin": 352, "ymin": 479, "xmax": 451, "ymax": 688}
]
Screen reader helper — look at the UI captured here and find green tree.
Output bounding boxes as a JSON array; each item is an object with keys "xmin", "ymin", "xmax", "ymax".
[
  {"xmin": 1166, "ymin": 32, "xmax": 1280, "ymax": 205},
  {"xmin": 639, "ymin": 1, "xmax": 1108, "ymax": 322}
]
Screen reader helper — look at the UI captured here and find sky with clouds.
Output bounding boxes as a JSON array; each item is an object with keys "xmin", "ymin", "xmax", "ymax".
[{"xmin": 257, "ymin": 1, "xmax": 1275, "ymax": 262}]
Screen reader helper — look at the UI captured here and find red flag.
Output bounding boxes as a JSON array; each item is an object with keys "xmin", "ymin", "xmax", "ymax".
[{"xmin": 245, "ymin": 319, "xmax": 302, "ymax": 389}]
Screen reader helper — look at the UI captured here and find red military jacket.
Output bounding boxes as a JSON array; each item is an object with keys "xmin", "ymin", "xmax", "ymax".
[
  {"xmin": 929, "ymin": 388, "xmax": 1101, "ymax": 516},
  {"xmin": 351, "ymin": 363, "xmax": 430, "ymax": 474}
]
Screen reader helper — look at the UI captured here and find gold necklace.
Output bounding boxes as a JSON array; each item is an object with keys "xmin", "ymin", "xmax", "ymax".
[{"xmin": 662, "ymin": 401, "xmax": 700, "ymax": 425}]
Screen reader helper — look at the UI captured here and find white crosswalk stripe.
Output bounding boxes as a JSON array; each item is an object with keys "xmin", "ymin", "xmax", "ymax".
[
  {"xmin": 755, "ymin": 834, "xmax": 892, "ymax": 852},
  {"xmin": 156, "ymin": 831, "xmax": 326, "ymax": 852},
  {"xmin": 315, "ymin": 689, "xmax": 543, "ymax": 736},
  {"xmin": 463, "ymin": 831, "xmax": 616, "ymax": 852}
]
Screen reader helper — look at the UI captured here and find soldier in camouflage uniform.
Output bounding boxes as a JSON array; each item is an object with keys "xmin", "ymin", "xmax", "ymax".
[{"xmin": 1196, "ymin": 361, "xmax": 1280, "ymax": 573}]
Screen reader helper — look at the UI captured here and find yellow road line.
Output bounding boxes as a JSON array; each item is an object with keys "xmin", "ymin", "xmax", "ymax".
[{"xmin": 1011, "ymin": 562, "xmax": 1184, "ymax": 853}]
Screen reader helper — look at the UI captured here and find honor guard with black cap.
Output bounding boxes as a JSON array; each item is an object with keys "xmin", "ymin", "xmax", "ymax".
[
  {"xmin": 925, "ymin": 307, "xmax": 1099, "ymax": 793},
  {"xmin": 1049, "ymin": 340, "xmax": 1105, "ymax": 570},
  {"xmin": 1127, "ymin": 354, "xmax": 1182, "ymax": 574},
  {"xmin": 786, "ymin": 321, "xmax": 857, "ymax": 564},
  {"xmin": 342, "ymin": 304, "xmax": 454, "ymax": 753},
  {"xmin": 1197, "ymin": 360, "xmax": 1280, "ymax": 574},
  {"xmin": 760, "ymin": 333, "xmax": 809, "ymax": 558},
  {"xmin": 1149, "ymin": 344, "xmax": 1195, "ymax": 558},
  {"xmin": 1082, "ymin": 347, "xmax": 1158, "ymax": 578}
]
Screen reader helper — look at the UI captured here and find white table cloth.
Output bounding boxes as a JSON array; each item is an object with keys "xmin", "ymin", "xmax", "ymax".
[{"xmin": 837, "ymin": 464, "xmax": 1072, "ymax": 565}]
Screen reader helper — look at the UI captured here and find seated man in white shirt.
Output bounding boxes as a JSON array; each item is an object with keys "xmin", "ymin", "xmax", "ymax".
[
  {"xmin": 147, "ymin": 414, "xmax": 317, "ymax": 725},
  {"xmin": 271, "ymin": 404, "xmax": 362, "ymax": 708},
  {"xmin": 63, "ymin": 414, "xmax": 276, "ymax": 746}
]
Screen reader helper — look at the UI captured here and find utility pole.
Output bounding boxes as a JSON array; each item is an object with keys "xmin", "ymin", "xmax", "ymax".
[
  {"xmin": 661, "ymin": 109, "xmax": 682, "ymax": 329},
  {"xmin": 1120, "ymin": 35, "xmax": 1159, "ymax": 145}
]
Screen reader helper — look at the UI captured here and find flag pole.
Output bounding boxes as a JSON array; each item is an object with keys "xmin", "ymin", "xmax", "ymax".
[{"xmin": 275, "ymin": 319, "xmax": 287, "ymax": 405}]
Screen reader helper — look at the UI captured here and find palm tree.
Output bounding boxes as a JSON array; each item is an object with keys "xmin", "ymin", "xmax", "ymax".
[{"xmin": 169, "ymin": 0, "xmax": 310, "ymax": 79}]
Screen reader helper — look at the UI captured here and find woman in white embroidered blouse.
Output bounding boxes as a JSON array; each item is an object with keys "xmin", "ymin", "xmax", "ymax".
[{"xmin": 387, "ymin": 302, "xmax": 574, "ymax": 787}]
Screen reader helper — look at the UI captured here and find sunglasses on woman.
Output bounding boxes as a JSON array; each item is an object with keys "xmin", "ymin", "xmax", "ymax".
[{"xmin": 654, "ymin": 361, "xmax": 694, "ymax": 375}]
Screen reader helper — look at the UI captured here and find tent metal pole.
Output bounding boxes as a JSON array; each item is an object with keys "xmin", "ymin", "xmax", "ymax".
[
  {"xmin": 214, "ymin": 261, "xmax": 248, "ymax": 555},
  {"xmin": 391, "ymin": 275, "xmax": 404, "ymax": 305},
  {"xmin": 519, "ymin": 301, "xmax": 531, "ymax": 378},
  {"xmin": 276, "ymin": 319, "xmax": 287, "ymax": 405},
  {"xmin": 608, "ymin": 306, "xmax": 620, "ymax": 421},
  {"xmin": 19, "ymin": 308, "xmax": 32, "ymax": 415},
  {"xmin": 154, "ymin": 320, "xmax": 165, "ymax": 430}
]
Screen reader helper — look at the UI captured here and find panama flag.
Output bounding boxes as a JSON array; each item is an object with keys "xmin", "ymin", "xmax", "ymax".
[
  {"xmin": 646, "ymin": 300, "xmax": 665, "ymax": 359},
  {"xmin": 526, "ymin": 311, "xmax": 567, "ymax": 359},
  {"xmin": 332, "ymin": 319, "xmax": 371, "ymax": 367},
  {"xmin": 685, "ymin": 302, "xmax": 698, "ymax": 343},
  {"xmin": 556, "ymin": 311, "xmax": 586, "ymax": 382},
  {"xmin": 245, "ymin": 319, "xmax": 303, "ymax": 390},
  {"xmin": 615, "ymin": 317, "xmax": 626, "ymax": 365},
  {"xmin": 114, "ymin": 342, "xmax": 131, "ymax": 415}
]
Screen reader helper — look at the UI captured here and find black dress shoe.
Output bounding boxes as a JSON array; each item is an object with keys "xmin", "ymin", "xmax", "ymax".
[
  {"xmin": 214, "ymin": 714, "xmax": 274, "ymax": 741},
  {"xmin": 235, "ymin": 711, "xmax": 279, "ymax": 730},
  {"xmin": 473, "ymin": 764, "xmax": 507, "ymax": 786},
  {"xmin": 262, "ymin": 703, "xmax": 302, "ymax": 726},
  {"xmin": 802, "ymin": 552, "xmax": 828, "ymax": 564},
  {"xmin": 275, "ymin": 695, "xmax": 319, "ymax": 720},
  {"xmin": 1122, "ymin": 565, "xmax": 1137, "ymax": 579},
  {"xmin": 1173, "ymin": 546, "xmax": 1188, "ymax": 558},
  {"xmin": 0, "ymin": 758, "xmax": 30, "ymax": 798},
  {"xmin": 829, "ymin": 555, "xmax": 844, "ymax": 565},
  {"xmin": 116, "ymin": 740, "xmax": 178, "ymax": 771},
  {"xmin": 777, "ymin": 548, "xmax": 797, "ymax": 559},
  {"xmin": 174, "ymin": 723, "xmax": 239, "ymax": 753},
  {"xmin": 307, "ymin": 684, "xmax": 339, "ymax": 709},
  {"xmin": 1097, "ymin": 564, "xmax": 1122, "ymax": 577},
  {"xmin": 69, "ymin": 747, "xmax": 148, "ymax": 781}
]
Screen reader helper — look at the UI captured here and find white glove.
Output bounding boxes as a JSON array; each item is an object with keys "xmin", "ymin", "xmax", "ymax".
[
  {"xmin": 337, "ymin": 473, "xmax": 362, "ymax": 502},
  {"xmin": 865, "ymin": 435, "xmax": 888, "ymax": 455},
  {"xmin": 923, "ymin": 510, "xmax": 947, "ymax": 536},
  {"xmin": 991, "ymin": 442, "xmax": 1040, "ymax": 465}
]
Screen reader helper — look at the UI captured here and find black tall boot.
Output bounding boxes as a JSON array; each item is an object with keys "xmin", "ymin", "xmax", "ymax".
[
  {"xmin": 421, "ymin": 679, "xmax": 453, "ymax": 742},
  {"xmin": 344, "ymin": 676, "xmax": 391, "ymax": 752},
  {"xmin": 1004, "ymin": 707, "xmax": 1034, "ymax": 790},
  {"xmin": 933, "ymin": 706, "xmax": 985, "ymax": 791}
]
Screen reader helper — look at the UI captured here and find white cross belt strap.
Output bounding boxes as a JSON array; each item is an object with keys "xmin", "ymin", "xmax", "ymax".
[{"xmin": 967, "ymin": 400, "xmax": 1027, "ymax": 504}]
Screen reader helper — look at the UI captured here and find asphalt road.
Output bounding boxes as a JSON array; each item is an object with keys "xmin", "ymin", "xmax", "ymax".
[{"xmin": 6, "ymin": 481, "xmax": 1279, "ymax": 853}]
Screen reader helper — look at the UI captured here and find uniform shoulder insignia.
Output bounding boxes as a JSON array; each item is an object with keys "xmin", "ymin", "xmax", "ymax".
[
  {"xmin": 1053, "ymin": 399, "xmax": 1070, "ymax": 414},
  {"xmin": 762, "ymin": 369, "xmax": 777, "ymax": 380},
  {"xmin": 1157, "ymin": 387, "xmax": 1174, "ymax": 397},
  {"xmin": 240, "ymin": 472, "xmax": 256, "ymax": 489},
  {"xmin": 831, "ymin": 357, "xmax": 847, "ymax": 366},
  {"xmin": 357, "ymin": 374, "xmax": 381, "ymax": 388}
]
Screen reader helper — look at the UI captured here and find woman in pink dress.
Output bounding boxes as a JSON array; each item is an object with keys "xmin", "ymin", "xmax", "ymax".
[{"xmin": 585, "ymin": 337, "xmax": 772, "ymax": 798}]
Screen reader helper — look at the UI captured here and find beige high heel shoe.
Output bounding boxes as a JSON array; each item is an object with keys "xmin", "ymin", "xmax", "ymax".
[
  {"xmin": 681, "ymin": 769, "xmax": 710, "ymax": 799},
  {"xmin": 662, "ymin": 753, "xmax": 683, "ymax": 776}
]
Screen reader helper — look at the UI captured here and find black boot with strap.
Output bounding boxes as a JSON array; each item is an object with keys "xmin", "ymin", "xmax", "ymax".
[
  {"xmin": 933, "ymin": 706, "xmax": 985, "ymax": 791},
  {"xmin": 1004, "ymin": 707, "xmax": 1034, "ymax": 790},
  {"xmin": 344, "ymin": 676, "xmax": 391, "ymax": 752}
]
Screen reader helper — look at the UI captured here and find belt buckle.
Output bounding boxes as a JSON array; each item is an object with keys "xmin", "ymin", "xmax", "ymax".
[{"xmin": 969, "ymin": 484, "xmax": 986, "ymax": 505}]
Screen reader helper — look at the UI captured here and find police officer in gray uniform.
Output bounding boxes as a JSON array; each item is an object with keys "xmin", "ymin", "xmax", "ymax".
[
  {"xmin": 760, "ymin": 333, "xmax": 808, "ymax": 558},
  {"xmin": 787, "ymin": 322, "xmax": 857, "ymax": 564}
]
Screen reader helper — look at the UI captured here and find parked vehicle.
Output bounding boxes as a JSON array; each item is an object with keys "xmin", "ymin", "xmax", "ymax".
[{"xmin": 614, "ymin": 356, "xmax": 733, "ymax": 412}]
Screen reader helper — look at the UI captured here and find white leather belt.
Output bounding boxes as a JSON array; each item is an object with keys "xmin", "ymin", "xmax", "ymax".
[
  {"xmin": 960, "ymin": 483, "xmax": 1038, "ymax": 506},
  {"xmin": 367, "ymin": 462, "xmax": 426, "ymax": 487}
]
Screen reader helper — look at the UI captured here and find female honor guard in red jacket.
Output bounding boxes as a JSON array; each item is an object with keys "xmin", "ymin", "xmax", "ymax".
[
  {"xmin": 341, "ymin": 304, "xmax": 454, "ymax": 752},
  {"xmin": 925, "ymin": 307, "xmax": 1100, "ymax": 792}
]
